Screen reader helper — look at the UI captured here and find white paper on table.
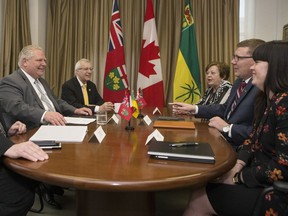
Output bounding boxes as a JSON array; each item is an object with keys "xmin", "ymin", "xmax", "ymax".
[
  {"xmin": 64, "ymin": 117, "xmax": 95, "ymax": 125},
  {"xmin": 29, "ymin": 125, "xmax": 88, "ymax": 143}
]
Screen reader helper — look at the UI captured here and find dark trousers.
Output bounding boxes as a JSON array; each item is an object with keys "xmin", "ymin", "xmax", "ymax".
[{"xmin": 0, "ymin": 165, "xmax": 37, "ymax": 216}]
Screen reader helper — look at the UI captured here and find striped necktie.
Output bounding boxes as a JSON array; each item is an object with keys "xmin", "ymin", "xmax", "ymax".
[
  {"xmin": 82, "ymin": 84, "xmax": 89, "ymax": 105},
  {"xmin": 34, "ymin": 80, "xmax": 56, "ymax": 112},
  {"xmin": 227, "ymin": 81, "xmax": 247, "ymax": 119}
]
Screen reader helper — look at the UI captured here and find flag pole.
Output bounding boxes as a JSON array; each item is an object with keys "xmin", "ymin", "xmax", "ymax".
[
  {"xmin": 137, "ymin": 110, "xmax": 144, "ymax": 119},
  {"xmin": 125, "ymin": 119, "xmax": 134, "ymax": 131}
]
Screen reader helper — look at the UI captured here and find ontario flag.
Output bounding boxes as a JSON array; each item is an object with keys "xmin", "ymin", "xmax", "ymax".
[
  {"xmin": 136, "ymin": 0, "xmax": 164, "ymax": 107},
  {"xmin": 103, "ymin": 0, "xmax": 129, "ymax": 102},
  {"xmin": 118, "ymin": 90, "xmax": 133, "ymax": 121}
]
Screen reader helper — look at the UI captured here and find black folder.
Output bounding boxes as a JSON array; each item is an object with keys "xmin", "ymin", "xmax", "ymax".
[{"xmin": 147, "ymin": 140, "xmax": 215, "ymax": 164}]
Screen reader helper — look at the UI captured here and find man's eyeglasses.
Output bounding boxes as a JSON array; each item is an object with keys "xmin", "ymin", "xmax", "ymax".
[
  {"xmin": 232, "ymin": 55, "xmax": 252, "ymax": 62},
  {"xmin": 78, "ymin": 67, "xmax": 94, "ymax": 71}
]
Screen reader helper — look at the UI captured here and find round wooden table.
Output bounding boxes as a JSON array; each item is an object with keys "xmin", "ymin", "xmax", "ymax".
[{"xmin": 4, "ymin": 108, "xmax": 236, "ymax": 216}]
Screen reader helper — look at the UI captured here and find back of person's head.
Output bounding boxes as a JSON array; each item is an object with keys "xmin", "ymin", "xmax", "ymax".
[
  {"xmin": 253, "ymin": 40, "xmax": 288, "ymax": 94},
  {"xmin": 237, "ymin": 39, "xmax": 265, "ymax": 55},
  {"xmin": 75, "ymin": 58, "xmax": 91, "ymax": 71},
  {"xmin": 18, "ymin": 45, "xmax": 43, "ymax": 67},
  {"xmin": 205, "ymin": 62, "xmax": 230, "ymax": 80}
]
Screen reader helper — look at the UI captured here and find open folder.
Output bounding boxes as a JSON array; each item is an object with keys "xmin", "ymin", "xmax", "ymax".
[
  {"xmin": 29, "ymin": 125, "xmax": 87, "ymax": 143},
  {"xmin": 147, "ymin": 140, "xmax": 215, "ymax": 164}
]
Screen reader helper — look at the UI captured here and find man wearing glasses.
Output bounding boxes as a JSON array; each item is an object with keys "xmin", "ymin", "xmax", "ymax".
[
  {"xmin": 61, "ymin": 58, "xmax": 113, "ymax": 113},
  {"xmin": 171, "ymin": 39, "xmax": 265, "ymax": 147}
]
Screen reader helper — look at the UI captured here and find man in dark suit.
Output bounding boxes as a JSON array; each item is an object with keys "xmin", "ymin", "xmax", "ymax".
[
  {"xmin": 171, "ymin": 39, "xmax": 265, "ymax": 147},
  {"xmin": 61, "ymin": 58, "xmax": 113, "ymax": 113},
  {"xmin": 0, "ymin": 120, "xmax": 48, "ymax": 216},
  {"xmin": 0, "ymin": 45, "xmax": 92, "ymax": 130}
]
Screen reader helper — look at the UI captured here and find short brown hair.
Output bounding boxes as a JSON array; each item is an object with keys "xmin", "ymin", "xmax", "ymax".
[
  {"xmin": 205, "ymin": 62, "xmax": 230, "ymax": 80},
  {"xmin": 237, "ymin": 38, "xmax": 265, "ymax": 55}
]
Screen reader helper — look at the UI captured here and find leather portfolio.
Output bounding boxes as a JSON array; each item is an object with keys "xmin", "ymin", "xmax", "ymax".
[{"xmin": 147, "ymin": 140, "xmax": 215, "ymax": 164}]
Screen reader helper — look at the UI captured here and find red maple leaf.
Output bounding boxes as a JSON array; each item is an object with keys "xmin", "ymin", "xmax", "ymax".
[{"xmin": 139, "ymin": 40, "xmax": 160, "ymax": 78}]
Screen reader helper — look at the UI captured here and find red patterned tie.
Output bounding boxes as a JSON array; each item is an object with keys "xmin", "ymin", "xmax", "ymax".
[{"xmin": 227, "ymin": 81, "xmax": 247, "ymax": 119}]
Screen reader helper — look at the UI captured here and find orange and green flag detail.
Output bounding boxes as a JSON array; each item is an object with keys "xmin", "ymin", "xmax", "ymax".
[{"xmin": 173, "ymin": 0, "xmax": 201, "ymax": 104}]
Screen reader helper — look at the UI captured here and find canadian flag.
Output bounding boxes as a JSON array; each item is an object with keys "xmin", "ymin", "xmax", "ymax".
[{"xmin": 136, "ymin": 0, "xmax": 164, "ymax": 107}]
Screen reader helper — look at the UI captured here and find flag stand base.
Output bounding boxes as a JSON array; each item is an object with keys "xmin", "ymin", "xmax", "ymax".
[
  {"xmin": 125, "ymin": 125, "xmax": 134, "ymax": 131},
  {"xmin": 125, "ymin": 120, "xmax": 134, "ymax": 131}
]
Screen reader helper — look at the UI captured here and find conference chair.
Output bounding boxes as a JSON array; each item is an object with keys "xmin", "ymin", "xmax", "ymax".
[{"xmin": 252, "ymin": 181, "xmax": 288, "ymax": 216}]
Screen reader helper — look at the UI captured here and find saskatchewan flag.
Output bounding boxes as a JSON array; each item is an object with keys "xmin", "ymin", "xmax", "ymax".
[{"xmin": 173, "ymin": 0, "xmax": 201, "ymax": 104}]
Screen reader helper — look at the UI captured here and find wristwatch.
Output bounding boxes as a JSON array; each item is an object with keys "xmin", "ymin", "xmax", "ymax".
[
  {"xmin": 232, "ymin": 172, "xmax": 242, "ymax": 184},
  {"xmin": 222, "ymin": 125, "xmax": 230, "ymax": 133}
]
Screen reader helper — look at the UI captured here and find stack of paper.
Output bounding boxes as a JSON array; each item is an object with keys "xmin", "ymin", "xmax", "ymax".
[
  {"xmin": 64, "ymin": 116, "xmax": 95, "ymax": 125},
  {"xmin": 29, "ymin": 125, "xmax": 88, "ymax": 142}
]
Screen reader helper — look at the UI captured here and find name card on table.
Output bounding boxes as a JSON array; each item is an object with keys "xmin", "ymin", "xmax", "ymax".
[
  {"xmin": 107, "ymin": 114, "xmax": 119, "ymax": 124},
  {"xmin": 94, "ymin": 126, "xmax": 106, "ymax": 143},
  {"xmin": 143, "ymin": 115, "xmax": 152, "ymax": 126},
  {"xmin": 145, "ymin": 129, "xmax": 164, "ymax": 145},
  {"xmin": 153, "ymin": 107, "xmax": 161, "ymax": 115}
]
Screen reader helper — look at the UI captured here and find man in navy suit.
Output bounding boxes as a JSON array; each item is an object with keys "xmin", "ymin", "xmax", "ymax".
[
  {"xmin": 171, "ymin": 39, "xmax": 265, "ymax": 147},
  {"xmin": 61, "ymin": 58, "xmax": 113, "ymax": 113}
]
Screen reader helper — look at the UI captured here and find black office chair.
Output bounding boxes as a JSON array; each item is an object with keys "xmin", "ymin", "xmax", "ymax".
[{"xmin": 252, "ymin": 181, "xmax": 288, "ymax": 216}]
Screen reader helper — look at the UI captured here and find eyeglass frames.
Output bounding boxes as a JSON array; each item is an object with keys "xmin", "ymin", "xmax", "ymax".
[{"xmin": 232, "ymin": 55, "xmax": 252, "ymax": 62}]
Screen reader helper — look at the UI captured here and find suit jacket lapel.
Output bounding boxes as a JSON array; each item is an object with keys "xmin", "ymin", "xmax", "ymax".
[
  {"xmin": 236, "ymin": 80, "xmax": 253, "ymax": 105},
  {"xmin": 73, "ymin": 77, "xmax": 85, "ymax": 104},
  {"xmin": 225, "ymin": 79, "xmax": 253, "ymax": 119}
]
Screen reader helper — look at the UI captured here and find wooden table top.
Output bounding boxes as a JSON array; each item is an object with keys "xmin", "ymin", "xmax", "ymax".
[{"xmin": 4, "ymin": 108, "xmax": 236, "ymax": 192}]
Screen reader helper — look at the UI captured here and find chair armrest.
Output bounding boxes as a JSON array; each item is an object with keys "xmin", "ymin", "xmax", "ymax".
[{"xmin": 274, "ymin": 181, "xmax": 288, "ymax": 193}]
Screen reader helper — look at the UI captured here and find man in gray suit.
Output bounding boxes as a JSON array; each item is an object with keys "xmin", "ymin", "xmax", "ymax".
[{"xmin": 0, "ymin": 45, "xmax": 92, "ymax": 130}]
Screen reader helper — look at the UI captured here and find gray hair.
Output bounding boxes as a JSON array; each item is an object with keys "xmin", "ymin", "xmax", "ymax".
[
  {"xmin": 74, "ymin": 58, "xmax": 91, "ymax": 71},
  {"xmin": 18, "ymin": 45, "xmax": 43, "ymax": 67}
]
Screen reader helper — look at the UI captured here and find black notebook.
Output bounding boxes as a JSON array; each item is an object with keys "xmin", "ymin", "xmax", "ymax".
[{"xmin": 147, "ymin": 140, "xmax": 215, "ymax": 164}]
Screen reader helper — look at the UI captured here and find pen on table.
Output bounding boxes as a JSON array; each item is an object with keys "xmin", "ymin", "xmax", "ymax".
[{"xmin": 169, "ymin": 142, "xmax": 199, "ymax": 147}]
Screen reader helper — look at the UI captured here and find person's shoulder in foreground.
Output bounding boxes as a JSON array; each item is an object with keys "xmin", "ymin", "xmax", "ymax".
[{"xmin": 0, "ymin": 120, "xmax": 48, "ymax": 216}]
